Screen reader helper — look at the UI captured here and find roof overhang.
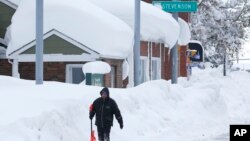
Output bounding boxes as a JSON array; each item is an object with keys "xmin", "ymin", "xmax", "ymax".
[
  {"xmin": 7, "ymin": 29, "xmax": 100, "ymax": 60},
  {"xmin": 11, "ymin": 54, "xmax": 97, "ymax": 62},
  {"xmin": 0, "ymin": 45, "xmax": 6, "ymax": 58},
  {"xmin": 0, "ymin": 0, "xmax": 18, "ymax": 9}
]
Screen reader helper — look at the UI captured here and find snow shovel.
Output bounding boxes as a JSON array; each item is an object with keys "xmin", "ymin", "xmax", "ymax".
[{"xmin": 90, "ymin": 119, "xmax": 96, "ymax": 141}]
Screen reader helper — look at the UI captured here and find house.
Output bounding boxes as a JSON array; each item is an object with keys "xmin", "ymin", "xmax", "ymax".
[
  {"xmin": 1, "ymin": 0, "xmax": 134, "ymax": 88},
  {"xmin": 90, "ymin": 0, "xmax": 191, "ymax": 85},
  {"xmin": 0, "ymin": 0, "xmax": 18, "ymax": 76},
  {"xmin": 0, "ymin": 0, "xmax": 189, "ymax": 88},
  {"xmin": 143, "ymin": 0, "xmax": 192, "ymax": 79}
]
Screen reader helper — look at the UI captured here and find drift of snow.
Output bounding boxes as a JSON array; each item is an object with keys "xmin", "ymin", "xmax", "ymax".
[{"xmin": 1, "ymin": 65, "xmax": 250, "ymax": 141}]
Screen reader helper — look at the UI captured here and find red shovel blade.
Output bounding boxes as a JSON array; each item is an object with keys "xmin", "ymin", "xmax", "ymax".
[{"xmin": 90, "ymin": 130, "xmax": 96, "ymax": 141}]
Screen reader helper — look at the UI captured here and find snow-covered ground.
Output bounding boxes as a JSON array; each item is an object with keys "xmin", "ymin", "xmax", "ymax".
[{"xmin": 1, "ymin": 66, "xmax": 250, "ymax": 141}]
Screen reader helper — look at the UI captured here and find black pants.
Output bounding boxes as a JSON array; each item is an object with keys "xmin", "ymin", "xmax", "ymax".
[{"xmin": 97, "ymin": 126, "xmax": 111, "ymax": 141}]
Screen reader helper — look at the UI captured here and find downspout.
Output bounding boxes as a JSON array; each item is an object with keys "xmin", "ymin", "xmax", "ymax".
[{"xmin": 8, "ymin": 59, "xmax": 20, "ymax": 78}]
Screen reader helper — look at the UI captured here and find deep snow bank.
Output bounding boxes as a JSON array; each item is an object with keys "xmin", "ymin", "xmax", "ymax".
[{"xmin": 1, "ymin": 67, "xmax": 250, "ymax": 141}]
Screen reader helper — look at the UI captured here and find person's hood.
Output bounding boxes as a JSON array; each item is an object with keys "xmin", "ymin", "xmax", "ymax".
[{"xmin": 100, "ymin": 87, "xmax": 110, "ymax": 98}]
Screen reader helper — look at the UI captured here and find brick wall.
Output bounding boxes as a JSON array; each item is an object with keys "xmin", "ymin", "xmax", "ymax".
[
  {"xmin": 179, "ymin": 13, "xmax": 190, "ymax": 23},
  {"xmin": 0, "ymin": 59, "xmax": 12, "ymax": 76},
  {"xmin": 18, "ymin": 62, "xmax": 86, "ymax": 82},
  {"xmin": 164, "ymin": 48, "xmax": 171, "ymax": 80},
  {"xmin": 179, "ymin": 46, "xmax": 187, "ymax": 77},
  {"xmin": 140, "ymin": 41, "xmax": 148, "ymax": 56},
  {"xmin": 140, "ymin": 41, "xmax": 172, "ymax": 80},
  {"xmin": 1, "ymin": 60, "xmax": 124, "ymax": 88},
  {"xmin": 161, "ymin": 45, "xmax": 166, "ymax": 79},
  {"xmin": 152, "ymin": 43, "xmax": 161, "ymax": 57},
  {"xmin": 142, "ymin": 0, "xmax": 152, "ymax": 3},
  {"xmin": 102, "ymin": 59, "xmax": 123, "ymax": 88}
]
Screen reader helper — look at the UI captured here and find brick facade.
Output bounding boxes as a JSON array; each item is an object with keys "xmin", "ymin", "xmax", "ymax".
[
  {"xmin": 165, "ymin": 48, "xmax": 172, "ymax": 80},
  {"xmin": 102, "ymin": 59, "xmax": 123, "ymax": 88},
  {"xmin": 140, "ymin": 41, "xmax": 148, "ymax": 56},
  {"xmin": 0, "ymin": 0, "xmax": 190, "ymax": 87},
  {"xmin": 0, "ymin": 59, "xmax": 12, "ymax": 76},
  {"xmin": 179, "ymin": 46, "xmax": 187, "ymax": 77},
  {"xmin": 0, "ymin": 60, "xmax": 125, "ymax": 88},
  {"xmin": 143, "ymin": 0, "xmax": 152, "ymax": 3},
  {"xmin": 18, "ymin": 62, "xmax": 86, "ymax": 82},
  {"xmin": 141, "ymin": 1, "xmax": 190, "ymax": 79},
  {"xmin": 140, "ymin": 41, "xmax": 171, "ymax": 80}
]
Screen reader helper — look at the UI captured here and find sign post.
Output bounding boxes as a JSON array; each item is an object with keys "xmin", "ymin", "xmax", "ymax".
[{"xmin": 152, "ymin": 0, "xmax": 197, "ymax": 84}]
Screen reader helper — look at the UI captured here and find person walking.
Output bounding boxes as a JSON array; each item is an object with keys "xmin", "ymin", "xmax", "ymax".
[{"xmin": 89, "ymin": 87, "xmax": 123, "ymax": 141}]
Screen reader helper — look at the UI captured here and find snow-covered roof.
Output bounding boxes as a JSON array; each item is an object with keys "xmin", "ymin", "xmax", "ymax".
[
  {"xmin": 7, "ymin": 0, "xmax": 19, "ymax": 5},
  {"xmin": 88, "ymin": 0, "xmax": 180, "ymax": 48},
  {"xmin": 0, "ymin": 38, "xmax": 7, "ymax": 46},
  {"xmin": 6, "ymin": 0, "xmax": 133, "ymax": 59},
  {"xmin": 178, "ymin": 18, "xmax": 191, "ymax": 46},
  {"xmin": 0, "ymin": 46, "xmax": 6, "ymax": 58},
  {"xmin": 0, "ymin": 0, "xmax": 18, "ymax": 9}
]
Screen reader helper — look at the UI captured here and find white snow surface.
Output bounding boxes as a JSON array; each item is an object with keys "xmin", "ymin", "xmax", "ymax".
[
  {"xmin": 0, "ymin": 38, "xmax": 6, "ymax": 46},
  {"xmin": 232, "ymin": 60, "xmax": 250, "ymax": 70},
  {"xmin": 0, "ymin": 46, "xmax": 6, "ymax": 58},
  {"xmin": 122, "ymin": 60, "xmax": 129, "ymax": 80},
  {"xmin": 6, "ymin": 0, "xmax": 20, "ymax": 5},
  {"xmin": 1, "ymin": 66, "xmax": 250, "ymax": 141},
  {"xmin": 88, "ymin": 0, "xmax": 180, "ymax": 48},
  {"xmin": 240, "ymin": 34, "xmax": 250, "ymax": 59},
  {"xmin": 82, "ymin": 61, "xmax": 111, "ymax": 74},
  {"xmin": 6, "ymin": 0, "xmax": 133, "ymax": 59},
  {"xmin": 178, "ymin": 18, "xmax": 191, "ymax": 45}
]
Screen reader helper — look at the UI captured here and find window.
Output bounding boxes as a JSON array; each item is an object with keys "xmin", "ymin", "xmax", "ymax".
[
  {"xmin": 66, "ymin": 64, "xmax": 85, "ymax": 84},
  {"xmin": 151, "ymin": 57, "xmax": 161, "ymax": 80},
  {"xmin": 139, "ymin": 57, "xmax": 148, "ymax": 83}
]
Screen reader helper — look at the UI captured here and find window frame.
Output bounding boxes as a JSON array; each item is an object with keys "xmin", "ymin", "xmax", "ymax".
[{"xmin": 66, "ymin": 64, "xmax": 85, "ymax": 84}]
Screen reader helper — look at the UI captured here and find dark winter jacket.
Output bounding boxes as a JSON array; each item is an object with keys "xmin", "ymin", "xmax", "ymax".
[{"xmin": 89, "ymin": 88, "xmax": 123, "ymax": 128}]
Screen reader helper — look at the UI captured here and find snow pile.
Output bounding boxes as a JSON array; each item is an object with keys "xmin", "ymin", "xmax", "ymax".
[
  {"xmin": 82, "ymin": 61, "xmax": 111, "ymax": 74},
  {"xmin": 232, "ymin": 60, "xmax": 250, "ymax": 71},
  {"xmin": 88, "ymin": 0, "xmax": 180, "ymax": 48},
  {"xmin": 240, "ymin": 28, "xmax": 250, "ymax": 59},
  {"xmin": 6, "ymin": 0, "xmax": 133, "ymax": 59},
  {"xmin": 1, "ymin": 66, "xmax": 250, "ymax": 140},
  {"xmin": 122, "ymin": 60, "xmax": 129, "ymax": 80}
]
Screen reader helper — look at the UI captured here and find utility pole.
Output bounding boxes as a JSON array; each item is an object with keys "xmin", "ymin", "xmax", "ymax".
[
  {"xmin": 171, "ymin": 0, "xmax": 178, "ymax": 84},
  {"xmin": 36, "ymin": 0, "xmax": 44, "ymax": 84},
  {"xmin": 134, "ymin": 0, "xmax": 141, "ymax": 86}
]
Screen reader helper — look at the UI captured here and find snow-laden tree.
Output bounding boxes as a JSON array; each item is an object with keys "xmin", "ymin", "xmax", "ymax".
[{"xmin": 191, "ymin": 0, "xmax": 250, "ymax": 66}]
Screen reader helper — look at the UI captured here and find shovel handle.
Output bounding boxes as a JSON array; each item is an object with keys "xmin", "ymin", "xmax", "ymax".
[{"xmin": 91, "ymin": 119, "xmax": 93, "ymax": 132}]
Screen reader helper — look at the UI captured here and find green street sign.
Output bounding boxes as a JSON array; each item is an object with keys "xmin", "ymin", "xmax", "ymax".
[{"xmin": 152, "ymin": 1, "xmax": 198, "ymax": 12}]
